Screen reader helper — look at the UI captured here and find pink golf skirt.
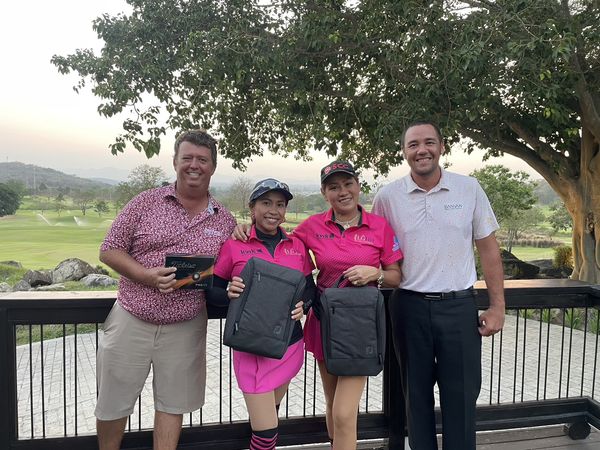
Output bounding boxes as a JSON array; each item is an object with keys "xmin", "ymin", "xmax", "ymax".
[
  {"xmin": 303, "ymin": 310, "xmax": 324, "ymax": 361},
  {"xmin": 233, "ymin": 339, "xmax": 304, "ymax": 394}
]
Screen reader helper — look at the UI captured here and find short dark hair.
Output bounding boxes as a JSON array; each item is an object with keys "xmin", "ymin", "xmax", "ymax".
[
  {"xmin": 174, "ymin": 129, "xmax": 218, "ymax": 167},
  {"xmin": 401, "ymin": 121, "xmax": 444, "ymax": 149}
]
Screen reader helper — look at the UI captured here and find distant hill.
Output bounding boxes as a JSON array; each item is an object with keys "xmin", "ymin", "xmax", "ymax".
[{"xmin": 0, "ymin": 162, "xmax": 112, "ymax": 191}]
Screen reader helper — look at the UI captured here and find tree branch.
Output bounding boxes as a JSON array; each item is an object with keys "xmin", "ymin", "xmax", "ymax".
[{"xmin": 461, "ymin": 128, "xmax": 572, "ymax": 199}]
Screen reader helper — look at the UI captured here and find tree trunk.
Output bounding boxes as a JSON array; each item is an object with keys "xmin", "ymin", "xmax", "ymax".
[{"xmin": 562, "ymin": 130, "xmax": 600, "ymax": 283}]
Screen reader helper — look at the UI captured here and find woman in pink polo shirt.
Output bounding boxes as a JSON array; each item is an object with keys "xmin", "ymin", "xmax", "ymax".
[
  {"xmin": 207, "ymin": 178, "xmax": 316, "ymax": 450},
  {"xmin": 293, "ymin": 161, "xmax": 402, "ymax": 450},
  {"xmin": 234, "ymin": 162, "xmax": 403, "ymax": 449}
]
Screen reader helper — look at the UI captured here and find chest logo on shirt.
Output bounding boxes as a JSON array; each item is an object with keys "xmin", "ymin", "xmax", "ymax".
[
  {"xmin": 240, "ymin": 249, "xmax": 264, "ymax": 255},
  {"xmin": 315, "ymin": 233, "xmax": 335, "ymax": 240},
  {"xmin": 354, "ymin": 234, "xmax": 375, "ymax": 243},
  {"xmin": 284, "ymin": 248, "xmax": 302, "ymax": 256},
  {"xmin": 444, "ymin": 204, "xmax": 463, "ymax": 210},
  {"xmin": 203, "ymin": 228, "xmax": 224, "ymax": 237}
]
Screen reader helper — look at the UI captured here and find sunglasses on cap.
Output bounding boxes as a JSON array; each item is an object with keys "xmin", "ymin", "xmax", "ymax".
[{"xmin": 249, "ymin": 178, "xmax": 293, "ymax": 203}]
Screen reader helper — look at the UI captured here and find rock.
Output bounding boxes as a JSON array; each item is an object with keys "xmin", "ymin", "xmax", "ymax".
[
  {"xmin": 528, "ymin": 259, "xmax": 553, "ymax": 271},
  {"xmin": 80, "ymin": 274, "xmax": 118, "ymax": 287},
  {"xmin": 13, "ymin": 280, "xmax": 32, "ymax": 291},
  {"xmin": 34, "ymin": 284, "xmax": 66, "ymax": 291},
  {"xmin": 93, "ymin": 265, "xmax": 110, "ymax": 276},
  {"xmin": 23, "ymin": 269, "xmax": 53, "ymax": 287},
  {"xmin": 501, "ymin": 250, "xmax": 540, "ymax": 279},
  {"xmin": 540, "ymin": 266, "xmax": 572, "ymax": 279},
  {"xmin": 0, "ymin": 260, "xmax": 22, "ymax": 268},
  {"xmin": 0, "ymin": 282, "xmax": 12, "ymax": 292},
  {"xmin": 52, "ymin": 258, "xmax": 95, "ymax": 283}
]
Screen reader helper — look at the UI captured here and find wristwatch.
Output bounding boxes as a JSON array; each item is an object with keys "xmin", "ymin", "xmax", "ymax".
[{"xmin": 377, "ymin": 271, "xmax": 385, "ymax": 289}]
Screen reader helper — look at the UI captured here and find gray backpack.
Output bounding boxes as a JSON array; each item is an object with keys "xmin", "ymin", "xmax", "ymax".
[
  {"xmin": 319, "ymin": 277, "xmax": 386, "ymax": 376},
  {"xmin": 223, "ymin": 257, "xmax": 306, "ymax": 359}
]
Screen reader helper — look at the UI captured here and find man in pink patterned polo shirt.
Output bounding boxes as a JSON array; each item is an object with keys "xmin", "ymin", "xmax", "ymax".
[{"xmin": 95, "ymin": 129, "xmax": 236, "ymax": 450}]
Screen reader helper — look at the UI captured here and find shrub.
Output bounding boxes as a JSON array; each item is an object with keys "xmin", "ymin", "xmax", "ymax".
[
  {"xmin": 0, "ymin": 263, "xmax": 26, "ymax": 285},
  {"xmin": 553, "ymin": 246, "xmax": 573, "ymax": 269}
]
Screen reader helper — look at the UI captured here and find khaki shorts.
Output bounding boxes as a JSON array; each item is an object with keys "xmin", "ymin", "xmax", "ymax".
[{"xmin": 94, "ymin": 302, "xmax": 208, "ymax": 421}]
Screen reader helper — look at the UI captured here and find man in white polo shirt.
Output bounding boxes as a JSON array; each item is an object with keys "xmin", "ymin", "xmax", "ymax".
[{"xmin": 372, "ymin": 120, "xmax": 505, "ymax": 450}]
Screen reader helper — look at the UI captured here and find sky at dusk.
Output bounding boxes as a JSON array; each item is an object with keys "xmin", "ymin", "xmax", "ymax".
[{"xmin": 0, "ymin": 0, "xmax": 541, "ymax": 186}]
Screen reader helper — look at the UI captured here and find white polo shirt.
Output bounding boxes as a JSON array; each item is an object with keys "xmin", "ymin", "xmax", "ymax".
[{"xmin": 372, "ymin": 169, "xmax": 498, "ymax": 292}]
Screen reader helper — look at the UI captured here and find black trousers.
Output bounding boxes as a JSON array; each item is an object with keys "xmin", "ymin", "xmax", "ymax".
[{"xmin": 389, "ymin": 289, "xmax": 481, "ymax": 450}]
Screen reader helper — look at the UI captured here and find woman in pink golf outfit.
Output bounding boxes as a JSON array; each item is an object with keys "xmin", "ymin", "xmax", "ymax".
[{"xmin": 207, "ymin": 178, "xmax": 316, "ymax": 450}]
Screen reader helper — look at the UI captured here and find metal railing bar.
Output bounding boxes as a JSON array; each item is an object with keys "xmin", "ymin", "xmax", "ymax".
[
  {"xmin": 496, "ymin": 329, "xmax": 503, "ymax": 404},
  {"xmin": 559, "ymin": 312, "xmax": 566, "ymax": 398},
  {"xmin": 544, "ymin": 318, "xmax": 550, "ymax": 400},
  {"xmin": 62, "ymin": 325, "xmax": 66, "ymax": 437},
  {"xmin": 489, "ymin": 333, "xmax": 495, "ymax": 405},
  {"xmin": 593, "ymin": 312, "xmax": 599, "ymax": 398},
  {"xmin": 74, "ymin": 324, "xmax": 78, "ymax": 435},
  {"xmin": 40, "ymin": 325, "xmax": 45, "ymax": 438},
  {"xmin": 313, "ymin": 359, "xmax": 317, "ymax": 416},
  {"xmin": 520, "ymin": 311, "xmax": 527, "ymax": 402},
  {"xmin": 302, "ymin": 352, "xmax": 308, "ymax": 417},
  {"xmin": 512, "ymin": 313, "xmax": 519, "ymax": 403},
  {"xmin": 28, "ymin": 325, "xmax": 33, "ymax": 439},
  {"xmin": 581, "ymin": 307, "xmax": 588, "ymax": 397},
  {"xmin": 536, "ymin": 310, "xmax": 543, "ymax": 401},
  {"xmin": 566, "ymin": 308, "xmax": 574, "ymax": 397},
  {"xmin": 219, "ymin": 318, "xmax": 223, "ymax": 425},
  {"xmin": 365, "ymin": 377, "xmax": 370, "ymax": 413}
]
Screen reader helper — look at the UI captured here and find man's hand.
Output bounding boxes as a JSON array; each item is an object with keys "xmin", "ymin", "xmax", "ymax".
[
  {"xmin": 145, "ymin": 266, "xmax": 177, "ymax": 293},
  {"xmin": 478, "ymin": 306, "xmax": 505, "ymax": 336},
  {"xmin": 227, "ymin": 276, "xmax": 245, "ymax": 299},
  {"xmin": 232, "ymin": 224, "xmax": 251, "ymax": 241}
]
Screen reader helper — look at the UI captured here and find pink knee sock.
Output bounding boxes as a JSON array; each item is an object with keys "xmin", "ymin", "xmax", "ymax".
[{"xmin": 250, "ymin": 427, "xmax": 278, "ymax": 450}]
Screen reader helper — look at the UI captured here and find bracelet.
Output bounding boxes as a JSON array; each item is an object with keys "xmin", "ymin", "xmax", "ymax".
[{"xmin": 377, "ymin": 271, "xmax": 385, "ymax": 289}]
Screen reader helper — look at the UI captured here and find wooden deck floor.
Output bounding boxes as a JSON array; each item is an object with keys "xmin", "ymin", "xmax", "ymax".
[
  {"xmin": 285, "ymin": 425, "xmax": 600, "ymax": 449},
  {"xmin": 475, "ymin": 425, "xmax": 600, "ymax": 449}
]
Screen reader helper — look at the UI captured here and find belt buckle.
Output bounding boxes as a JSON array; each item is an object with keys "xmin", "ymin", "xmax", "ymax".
[{"xmin": 424, "ymin": 293, "xmax": 442, "ymax": 300}]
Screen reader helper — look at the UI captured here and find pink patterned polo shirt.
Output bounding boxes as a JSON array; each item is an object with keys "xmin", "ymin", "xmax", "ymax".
[{"xmin": 101, "ymin": 184, "xmax": 236, "ymax": 324}]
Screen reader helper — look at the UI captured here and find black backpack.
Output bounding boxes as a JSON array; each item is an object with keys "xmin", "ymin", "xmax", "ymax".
[
  {"xmin": 319, "ymin": 277, "xmax": 386, "ymax": 376},
  {"xmin": 223, "ymin": 257, "xmax": 306, "ymax": 359}
]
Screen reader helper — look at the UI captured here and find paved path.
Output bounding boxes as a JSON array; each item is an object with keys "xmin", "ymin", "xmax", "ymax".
[{"xmin": 15, "ymin": 314, "xmax": 600, "ymax": 439}]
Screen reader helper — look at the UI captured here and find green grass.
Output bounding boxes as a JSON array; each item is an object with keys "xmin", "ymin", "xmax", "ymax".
[
  {"xmin": 0, "ymin": 209, "xmax": 115, "ymax": 270},
  {"xmin": 2, "ymin": 205, "xmax": 574, "ymax": 272},
  {"xmin": 15, "ymin": 324, "xmax": 100, "ymax": 346},
  {"xmin": 510, "ymin": 246, "xmax": 556, "ymax": 261}
]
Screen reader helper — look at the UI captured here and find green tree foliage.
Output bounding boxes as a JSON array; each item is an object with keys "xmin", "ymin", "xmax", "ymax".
[
  {"xmin": 4, "ymin": 179, "xmax": 27, "ymax": 198},
  {"xmin": 471, "ymin": 165, "xmax": 537, "ymax": 224},
  {"xmin": 94, "ymin": 200, "xmax": 110, "ymax": 217},
  {"xmin": 503, "ymin": 206, "xmax": 545, "ymax": 253},
  {"xmin": 52, "ymin": 1, "xmax": 600, "ymax": 281},
  {"xmin": 73, "ymin": 189, "xmax": 97, "ymax": 216},
  {"xmin": 115, "ymin": 164, "xmax": 168, "ymax": 208},
  {"xmin": 549, "ymin": 202, "xmax": 573, "ymax": 233},
  {"xmin": 54, "ymin": 194, "xmax": 65, "ymax": 216},
  {"xmin": 0, "ymin": 183, "xmax": 21, "ymax": 217},
  {"xmin": 222, "ymin": 176, "xmax": 254, "ymax": 221}
]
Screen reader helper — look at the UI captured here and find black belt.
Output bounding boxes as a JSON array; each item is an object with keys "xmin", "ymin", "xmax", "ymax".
[{"xmin": 399, "ymin": 288, "xmax": 476, "ymax": 300}]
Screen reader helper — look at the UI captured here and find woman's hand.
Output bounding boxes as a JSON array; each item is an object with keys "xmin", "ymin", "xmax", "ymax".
[
  {"xmin": 227, "ymin": 276, "xmax": 245, "ymax": 299},
  {"xmin": 291, "ymin": 301, "xmax": 304, "ymax": 321},
  {"xmin": 342, "ymin": 265, "xmax": 379, "ymax": 286}
]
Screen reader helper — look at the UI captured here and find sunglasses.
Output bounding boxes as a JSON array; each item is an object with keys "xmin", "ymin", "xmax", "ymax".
[{"xmin": 254, "ymin": 178, "xmax": 290, "ymax": 192}]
